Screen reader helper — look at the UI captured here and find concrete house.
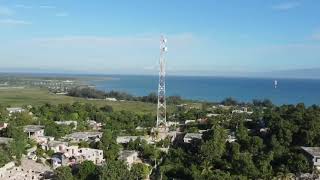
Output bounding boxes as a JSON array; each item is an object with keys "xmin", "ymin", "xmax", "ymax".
[{"xmin": 24, "ymin": 125, "xmax": 45, "ymax": 139}]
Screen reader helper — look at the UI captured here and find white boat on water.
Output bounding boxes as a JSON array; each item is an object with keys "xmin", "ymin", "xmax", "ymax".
[{"xmin": 274, "ymin": 80, "xmax": 278, "ymax": 89}]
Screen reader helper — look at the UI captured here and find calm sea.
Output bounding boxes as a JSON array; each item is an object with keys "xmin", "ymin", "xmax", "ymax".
[{"xmin": 90, "ymin": 75, "xmax": 320, "ymax": 106}]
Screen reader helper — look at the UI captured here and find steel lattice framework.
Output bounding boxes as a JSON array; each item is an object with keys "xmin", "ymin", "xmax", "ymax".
[{"xmin": 156, "ymin": 36, "xmax": 167, "ymax": 127}]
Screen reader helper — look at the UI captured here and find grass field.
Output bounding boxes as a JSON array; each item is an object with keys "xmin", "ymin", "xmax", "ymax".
[{"xmin": 0, "ymin": 88, "xmax": 164, "ymax": 114}]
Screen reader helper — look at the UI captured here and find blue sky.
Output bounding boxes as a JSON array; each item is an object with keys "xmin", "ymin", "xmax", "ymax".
[{"xmin": 0, "ymin": 0, "xmax": 320, "ymax": 76}]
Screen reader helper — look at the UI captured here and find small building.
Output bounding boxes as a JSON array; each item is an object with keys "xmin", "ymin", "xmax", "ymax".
[
  {"xmin": 87, "ymin": 120, "xmax": 102, "ymax": 131},
  {"xmin": 119, "ymin": 150, "xmax": 140, "ymax": 169},
  {"xmin": 184, "ymin": 120, "xmax": 196, "ymax": 125},
  {"xmin": 301, "ymin": 147, "xmax": 320, "ymax": 170},
  {"xmin": 183, "ymin": 133, "xmax": 202, "ymax": 143},
  {"xmin": 24, "ymin": 125, "xmax": 45, "ymax": 139},
  {"xmin": 55, "ymin": 121, "xmax": 78, "ymax": 130},
  {"xmin": 64, "ymin": 132, "xmax": 103, "ymax": 142},
  {"xmin": 106, "ymin": 97, "xmax": 117, "ymax": 101},
  {"xmin": 6, "ymin": 107, "xmax": 25, "ymax": 114},
  {"xmin": 206, "ymin": 113, "xmax": 220, "ymax": 118},
  {"xmin": 0, "ymin": 123, "xmax": 8, "ymax": 131},
  {"xmin": 52, "ymin": 146, "xmax": 104, "ymax": 168},
  {"xmin": 35, "ymin": 136, "xmax": 55, "ymax": 144},
  {"xmin": 0, "ymin": 137, "xmax": 13, "ymax": 145},
  {"xmin": 77, "ymin": 148, "xmax": 104, "ymax": 165},
  {"xmin": 42, "ymin": 141, "xmax": 68, "ymax": 153}
]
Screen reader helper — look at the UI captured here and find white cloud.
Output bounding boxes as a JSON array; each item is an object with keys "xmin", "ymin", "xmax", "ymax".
[
  {"xmin": 15, "ymin": 4, "xmax": 32, "ymax": 9},
  {"xmin": 272, "ymin": 2, "xmax": 300, "ymax": 11},
  {"xmin": 0, "ymin": 19, "xmax": 31, "ymax": 25},
  {"xmin": 55, "ymin": 12, "xmax": 68, "ymax": 17},
  {"xmin": 0, "ymin": 6, "xmax": 14, "ymax": 16},
  {"xmin": 40, "ymin": 5, "xmax": 56, "ymax": 9}
]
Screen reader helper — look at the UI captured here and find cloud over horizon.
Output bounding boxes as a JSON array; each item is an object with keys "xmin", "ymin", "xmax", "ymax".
[
  {"xmin": 271, "ymin": 2, "xmax": 300, "ymax": 11},
  {"xmin": 0, "ymin": 19, "xmax": 31, "ymax": 25}
]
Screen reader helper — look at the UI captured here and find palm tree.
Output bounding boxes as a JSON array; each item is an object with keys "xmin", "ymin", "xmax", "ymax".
[
  {"xmin": 273, "ymin": 172, "xmax": 295, "ymax": 180},
  {"xmin": 201, "ymin": 161, "xmax": 213, "ymax": 176}
]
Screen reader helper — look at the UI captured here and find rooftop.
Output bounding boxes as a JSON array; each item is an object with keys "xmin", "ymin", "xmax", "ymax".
[
  {"xmin": 184, "ymin": 133, "xmax": 203, "ymax": 139},
  {"xmin": 24, "ymin": 125, "xmax": 45, "ymax": 132},
  {"xmin": 119, "ymin": 150, "xmax": 138, "ymax": 160},
  {"xmin": 65, "ymin": 132, "xmax": 102, "ymax": 139},
  {"xmin": 48, "ymin": 141, "xmax": 68, "ymax": 147},
  {"xmin": 0, "ymin": 137, "xmax": 13, "ymax": 144},
  {"xmin": 6, "ymin": 107, "xmax": 24, "ymax": 111},
  {"xmin": 301, "ymin": 147, "xmax": 320, "ymax": 157}
]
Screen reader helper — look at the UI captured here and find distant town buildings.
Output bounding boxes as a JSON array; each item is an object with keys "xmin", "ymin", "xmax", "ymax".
[
  {"xmin": 6, "ymin": 107, "xmax": 25, "ymax": 115},
  {"xmin": 116, "ymin": 136, "xmax": 152, "ymax": 144},
  {"xmin": 232, "ymin": 107, "xmax": 253, "ymax": 115}
]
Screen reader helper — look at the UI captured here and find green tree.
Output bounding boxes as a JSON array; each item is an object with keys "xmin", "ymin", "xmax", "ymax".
[
  {"xmin": 0, "ymin": 147, "xmax": 11, "ymax": 167},
  {"xmin": 201, "ymin": 125, "xmax": 227, "ymax": 164},
  {"xmin": 130, "ymin": 163, "xmax": 150, "ymax": 180},
  {"xmin": 99, "ymin": 160, "xmax": 130, "ymax": 180},
  {"xmin": 99, "ymin": 129, "xmax": 120, "ymax": 160},
  {"xmin": 54, "ymin": 166, "xmax": 74, "ymax": 180},
  {"xmin": 78, "ymin": 160, "xmax": 98, "ymax": 180}
]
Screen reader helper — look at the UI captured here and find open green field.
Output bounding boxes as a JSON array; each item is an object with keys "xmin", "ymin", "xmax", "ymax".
[{"xmin": 0, "ymin": 88, "xmax": 166, "ymax": 114}]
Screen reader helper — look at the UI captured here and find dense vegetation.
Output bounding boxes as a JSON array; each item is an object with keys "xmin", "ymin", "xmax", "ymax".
[
  {"xmin": 68, "ymin": 87, "xmax": 183, "ymax": 104},
  {"xmin": 159, "ymin": 103, "xmax": 319, "ymax": 179}
]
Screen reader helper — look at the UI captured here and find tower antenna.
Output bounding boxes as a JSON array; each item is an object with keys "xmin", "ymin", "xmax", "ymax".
[{"xmin": 156, "ymin": 36, "xmax": 167, "ymax": 127}]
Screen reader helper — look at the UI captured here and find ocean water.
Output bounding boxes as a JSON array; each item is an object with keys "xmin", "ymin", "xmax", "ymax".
[{"xmin": 90, "ymin": 75, "xmax": 320, "ymax": 106}]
